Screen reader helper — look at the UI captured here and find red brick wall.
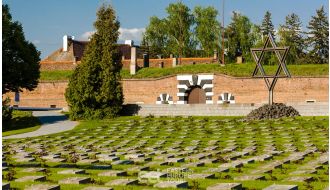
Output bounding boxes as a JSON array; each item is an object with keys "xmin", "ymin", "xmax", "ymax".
[
  {"xmin": 6, "ymin": 75, "xmax": 328, "ymax": 108},
  {"xmin": 212, "ymin": 75, "xmax": 329, "ymax": 104}
]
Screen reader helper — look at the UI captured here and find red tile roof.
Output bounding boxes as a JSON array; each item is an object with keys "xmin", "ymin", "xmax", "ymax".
[{"xmin": 42, "ymin": 39, "xmax": 134, "ymax": 63}]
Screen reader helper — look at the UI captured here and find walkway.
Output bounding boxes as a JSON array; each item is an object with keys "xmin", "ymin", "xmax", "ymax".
[{"xmin": 3, "ymin": 111, "xmax": 78, "ymax": 139}]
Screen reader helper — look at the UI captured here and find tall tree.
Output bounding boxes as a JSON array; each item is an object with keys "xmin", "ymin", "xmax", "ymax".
[
  {"xmin": 142, "ymin": 16, "xmax": 169, "ymax": 58},
  {"xmin": 260, "ymin": 11, "xmax": 275, "ymax": 65},
  {"xmin": 278, "ymin": 13, "xmax": 305, "ymax": 64},
  {"xmin": 65, "ymin": 4, "xmax": 123, "ymax": 120},
  {"xmin": 261, "ymin": 11, "xmax": 275, "ymax": 38},
  {"xmin": 225, "ymin": 11, "xmax": 255, "ymax": 62},
  {"xmin": 306, "ymin": 6, "xmax": 329, "ymax": 64},
  {"xmin": 2, "ymin": 4, "xmax": 40, "ymax": 94},
  {"xmin": 166, "ymin": 2, "xmax": 195, "ymax": 58},
  {"xmin": 193, "ymin": 6, "xmax": 220, "ymax": 57}
]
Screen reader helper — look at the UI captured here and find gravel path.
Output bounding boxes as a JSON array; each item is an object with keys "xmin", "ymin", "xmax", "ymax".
[{"xmin": 3, "ymin": 111, "xmax": 78, "ymax": 139}]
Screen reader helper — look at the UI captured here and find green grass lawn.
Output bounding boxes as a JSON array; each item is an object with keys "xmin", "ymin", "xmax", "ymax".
[
  {"xmin": 3, "ymin": 116, "xmax": 328, "ymax": 190},
  {"xmin": 40, "ymin": 70, "xmax": 74, "ymax": 81},
  {"xmin": 40, "ymin": 63, "xmax": 329, "ymax": 81},
  {"xmin": 2, "ymin": 110, "xmax": 41, "ymax": 136}
]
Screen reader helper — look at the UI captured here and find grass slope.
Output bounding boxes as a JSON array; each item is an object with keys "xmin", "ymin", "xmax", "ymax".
[
  {"xmin": 40, "ymin": 63, "xmax": 329, "ymax": 81},
  {"xmin": 2, "ymin": 110, "xmax": 41, "ymax": 136}
]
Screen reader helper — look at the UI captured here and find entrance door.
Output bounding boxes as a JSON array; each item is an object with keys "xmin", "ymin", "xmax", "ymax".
[{"xmin": 187, "ymin": 87, "xmax": 206, "ymax": 104}]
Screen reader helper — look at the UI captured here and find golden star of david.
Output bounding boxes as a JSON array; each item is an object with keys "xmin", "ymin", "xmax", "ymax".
[{"xmin": 250, "ymin": 33, "xmax": 291, "ymax": 104}]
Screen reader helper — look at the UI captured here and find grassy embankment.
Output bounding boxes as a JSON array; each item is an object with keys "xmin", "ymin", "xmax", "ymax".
[{"xmin": 40, "ymin": 63, "xmax": 329, "ymax": 81}]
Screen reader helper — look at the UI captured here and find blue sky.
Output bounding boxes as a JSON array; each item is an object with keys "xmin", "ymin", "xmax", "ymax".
[{"xmin": 3, "ymin": 0, "xmax": 329, "ymax": 59}]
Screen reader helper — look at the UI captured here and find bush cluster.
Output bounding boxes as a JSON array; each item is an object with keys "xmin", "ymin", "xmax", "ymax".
[{"xmin": 2, "ymin": 97, "xmax": 13, "ymax": 123}]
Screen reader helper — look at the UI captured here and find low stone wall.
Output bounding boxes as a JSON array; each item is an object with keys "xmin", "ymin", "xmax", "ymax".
[
  {"xmin": 122, "ymin": 103, "xmax": 329, "ymax": 116},
  {"xmin": 6, "ymin": 75, "xmax": 328, "ymax": 108}
]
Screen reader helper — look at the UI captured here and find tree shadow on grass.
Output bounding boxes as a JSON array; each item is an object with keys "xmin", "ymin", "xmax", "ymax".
[
  {"xmin": 35, "ymin": 115, "xmax": 68, "ymax": 125},
  {"xmin": 120, "ymin": 104, "xmax": 142, "ymax": 116},
  {"xmin": 3, "ymin": 115, "xmax": 41, "ymax": 132}
]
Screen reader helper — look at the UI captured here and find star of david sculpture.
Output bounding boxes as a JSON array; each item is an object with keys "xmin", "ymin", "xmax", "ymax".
[{"xmin": 251, "ymin": 33, "xmax": 291, "ymax": 105}]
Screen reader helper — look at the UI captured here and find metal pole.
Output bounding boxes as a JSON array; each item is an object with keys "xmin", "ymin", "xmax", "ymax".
[
  {"xmin": 269, "ymin": 89, "xmax": 273, "ymax": 105},
  {"xmin": 222, "ymin": 0, "xmax": 225, "ymax": 65}
]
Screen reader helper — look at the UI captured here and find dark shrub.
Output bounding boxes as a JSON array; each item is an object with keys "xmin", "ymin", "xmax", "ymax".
[{"xmin": 2, "ymin": 97, "xmax": 12, "ymax": 123}]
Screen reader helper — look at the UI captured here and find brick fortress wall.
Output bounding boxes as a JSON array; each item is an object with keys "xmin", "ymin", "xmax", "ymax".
[{"xmin": 7, "ymin": 75, "xmax": 328, "ymax": 108}]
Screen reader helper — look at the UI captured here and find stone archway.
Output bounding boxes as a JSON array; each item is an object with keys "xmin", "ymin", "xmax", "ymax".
[
  {"xmin": 177, "ymin": 74, "xmax": 214, "ymax": 104},
  {"xmin": 187, "ymin": 86, "xmax": 206, "ymax": 104}
]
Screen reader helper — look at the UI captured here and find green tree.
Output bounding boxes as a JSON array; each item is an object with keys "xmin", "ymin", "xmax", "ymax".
[
  {"xmin": 278, "ymin": 13, "xmax": 305, "ymax": 64},
  {"xmin": 306, "ymin": 6, "xmax": 329, "ymax": 64},
  {"xmin": 193, "ymin": 6, "xmax": 220, "ymax": 57},
  {"xmin": 65, "ymin": 4, "xmax": 123, "ymax": 120},
  {"xmin": 142, "ymin": 16, "xmax": 169, "ymax": 58},
  {"xmin": 225, "ymin": 11, "xmax": 255, "ymax": 62},
  {"xmin": 260, "ymin": 11, "xmax": 275, "ymax": 38},
  {"xmin": 166, "ymin": 2, "xmax": 195, "ymax": 59},
  {"xmin": 2, "ymin": 4, "xmax": 40, "ymax": 94},
  {"xmin": 251, "ymin": 24, "xmax": 263, "ymax": 46},
  {"xmin": 260, "ymin": 11, "xmax": 275, "ymax": 65}
]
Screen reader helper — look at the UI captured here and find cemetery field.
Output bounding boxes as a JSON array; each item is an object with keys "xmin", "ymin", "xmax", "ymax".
[
  {"xmin": 40, "ymin": 63, "xmax": 329, "ymax": 81},
  {"xmin": 2, "ymin": 116, "xmax": 329, "ymax": 190}
]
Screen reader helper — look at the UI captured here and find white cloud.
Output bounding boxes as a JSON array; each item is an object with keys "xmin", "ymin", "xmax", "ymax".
[
  {"xmin": 80, "ymin": 31, "xmax": 95, "ymax": 40},
  {"xmin": 79, "ymin": 27, "xmax": 145, "ymax": 43},
  {"xmin": 119, "ymin": 28, "xmax": 145, "ymax": 42}
]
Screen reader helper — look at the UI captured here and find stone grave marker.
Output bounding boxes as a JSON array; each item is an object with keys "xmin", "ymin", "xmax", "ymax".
[
  {"xmin": 204, "ymin": 167, "xmax": 229, "ymax": 173},
  {"xmin": 105, "ymin": 179, "xmax": 138, "ymax": 186},
  {"xmin": 182, "ymin": 162, "xmax": 205, "ymax": 167},
  {"xmin": 290, "ymin": 169, "xmax": 317, "ymax": 175},
  {"xmin": 234, "ymin": 175, "xmax": 265, "ymax": 181},
  {"xmin": 98, "ymin": 170, "xmax": 127, "ymax": 177},
  {"xmin": 262, "ymin": 184, "xmax": 298, "ymax": 190},
  {"xmin": 206, "ymin": 183, "xmax": 242, "ymax": 190},
  {"xmin": 58, "ymin": 169, "xmax": 86, "ymax": 174},
  {"xmin": 111, "ymin": 160, "xmax": 134, "ymax": 165},
  {"xmin": 127, "ymin": 166, "xmax": 149, "ymax": 172},
  {"xmin": 59, "ymin": 177, "xmax": 91, "ymax": 184},
  {"xmin": 77, "ymin": 159, "xmax": 99, "ymax": 164},
  {"xmin": 22, "ymin": 168, "xmax": 46, "ymax": 173},
  {"xmin": 15, "ymin": 175, "xmax": 46, "ymax": 182},
  {"xmin": 2, "ymin": 183, "xmax": 10, "ymax": 190},
  {"xmin": 25, "ymin": 184, "xmax": 60, "ymax": 190},
  {"xmin": 166, "ymin": 157, "xmax": 185, "ymax": 163},
  {"xmin": 188, "ymin": 173, "xmax": 215, "ymax": 179},
  {"xmin": 82, "ymin": 187, "xmax": 113, "ymax": 190},
  {"xmin": 154, "ymin": 181, "xmax": 188, "ymax": 188},
  {"xmin": 285, "ymin": 176, "xmax": 313, "ymax": 182}
]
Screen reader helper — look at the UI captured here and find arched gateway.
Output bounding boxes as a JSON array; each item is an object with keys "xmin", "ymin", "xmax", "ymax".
[
  {"xmin": 177, "ymin": 75, "xmax": 214, "ymax": 104},
  {"xmin": 187, "ymin": 86, "xmax": 206, "ymax": 104}
]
